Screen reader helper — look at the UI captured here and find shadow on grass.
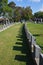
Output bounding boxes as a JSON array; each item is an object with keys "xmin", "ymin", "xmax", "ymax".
[
  {"xmin": 33, "ymin": 34, "xmax": 40, "ymax": 37},
  {"xmin": 33, "ymin": 34, "xmax": 43, "ymax": 37},
  {"xmin": 39, "ymin": 45, "xmax": 43, "ymax": 51},
  {"xmin": 15, "ymin": 55, "xmax": 27, "ymax": 62},
  {"xmin": 13, "ymin": 24, "xmax": 37, "ymax": 65}
]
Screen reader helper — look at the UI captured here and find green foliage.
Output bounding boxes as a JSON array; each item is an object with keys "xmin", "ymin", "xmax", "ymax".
[
  {"xmin": 20, "ymin": 7, "xmax": 32, "ymax": 21},
  {"xmin": 0, "ymin": 0, "xmax": 8, "ymax": 13},
  {"xmin": 25, "ymin": 7, "xmax": 32, "ymax": 20},
  {"xmin": 13, "ymin": 6, "xmax": 32, "ymax": 21},
  {"xmin": 2, "ymin": 0, "xmax": 8, "ymax": 4},
  {"xmin": 14, "ymin": 7, "xmax": 22, "ymax": 22},
  {"xmin": 0, "ymin": 0, "xmax": 12, "ymax": 14},
  {"xmin": 8, "ymin": 1, "xmax": 16, "ymax": 8},
  {"xmin": 1, "ymin": 0, "xmax": 8, "ymax": 6},
  {"xmin": 0, "ymin": 0, "xmax": 33, "ymax": 22},
  {"xmin": 34, "ymin": 11, "xmax": 43, "ymax": 18},
  {"xmin": 3, "ymin": 6, "xmax": 12, "ymax": 13},
  {"xmin": 8, "ymin": 1, "xmax": 16, "ymax": 20}
]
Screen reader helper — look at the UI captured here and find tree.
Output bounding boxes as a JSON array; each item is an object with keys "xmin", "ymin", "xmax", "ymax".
[
  {"xmin": 25, "ymin": 6, "xmax": 32, "ymax": 20},
  {"xmin": 0, "ymin": 0, "xmax": 8, "ymax": 13},
  {"xmin": 34, "ymin": 11, "xmax": 43, "ymax": 18},
  {"xmin": 3, "ymin": 6, "xmax": 12, "ymax": 17},
  {"xmin": 20, "ymin": 6, "xmax": 32, "ymax": 21},
  {"xmin": 0, "ymin": 0, "xmax": 13, "ymax": 18},
  {"xmin": 32, "ymin": 11, "xmax": 43, "ymax": 22},
  {"xmin": 8, "ymin": 1, "xmax": 16, "ymax": 19},
  {"xmin": 8, "ymin": 1, "xmax": 16, "ymax": 9},
  {"xmin": 13, "ymin": 7, "xmax": 22, "ymax": 22},
  {"xmin": 13, "ymin": 6, "xmax": 32, "ymax": 22}
]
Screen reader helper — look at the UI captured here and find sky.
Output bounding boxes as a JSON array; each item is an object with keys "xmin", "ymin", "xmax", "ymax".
[{"xmin": 8, "ymin": 0, "xmax": 43, "ymax": 13}]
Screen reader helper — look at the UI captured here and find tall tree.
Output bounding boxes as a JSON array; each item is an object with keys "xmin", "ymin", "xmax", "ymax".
[
  {"xmin": 34, "ymin": 11, "xmax": 43, "ymax": 18},
  {"xmin": 14, "ymin": 7, "xmax": 22, "ymax": 22},
  {"xmin": 0, "ymin": 0, "xmax": 8, "ymax": 13},
  {"xmin": 20, "ymin": 6, "xmax": 32, "ymax": 21},
  {"xmin": 24, "ymin": 6, "xmax": 32, "ymax": 20},
  {"xmin": 8, "ymin": 1, "xmax": 16, "ymax": 9},
  {"xmin": 13, "ymin": 6, "xmax": 32, "ymax": 22},
  {"xmin": 8, "ymin": 1, "xmax": 16, "ymax": 18}
]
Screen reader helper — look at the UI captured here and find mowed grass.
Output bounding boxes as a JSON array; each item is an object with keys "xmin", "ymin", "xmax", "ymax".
[
  {"xmin": 0, "ymin": 23, "xmax": 26, "ymax": 65},
  {"xmin": 27, "ymin": 22, "xmax": 43, "ymax": 53}
]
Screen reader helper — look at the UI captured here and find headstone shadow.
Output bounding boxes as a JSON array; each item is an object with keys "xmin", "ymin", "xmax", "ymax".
[{"xmin": 13, "ymin": 25, "xmax": 37, "ymax": 65}]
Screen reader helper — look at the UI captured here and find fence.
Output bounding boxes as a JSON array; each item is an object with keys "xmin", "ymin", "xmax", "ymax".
[{"xmin": 24, "ymin": 23, "xmax": 43, "ymax": 65}]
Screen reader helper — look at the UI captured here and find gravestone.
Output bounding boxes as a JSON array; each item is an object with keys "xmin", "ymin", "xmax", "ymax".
[
  {"xmin": 39, "ymin": 54, "xmax": 43, "ymax": 65},
  {"xmin": 34, "ymin": 44, "xmax": 41, "ymax": 58}
]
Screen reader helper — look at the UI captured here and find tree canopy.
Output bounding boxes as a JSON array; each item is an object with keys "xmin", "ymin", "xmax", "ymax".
[
  {"xmin": 8, "ymin": 1, "xmax": 16, "ymax": 9},
  {"xmin": 34, "ymin": 11, "xmax": 43, "ymax": 18},
  {"xmin": 13, "ymin": 6, "xmax": 32, "ymax": 22},
  {"xmin": 0, "ymin": 0, "xmax": 8, "ymax": 13},
  {"xmin": 0, "ymin": 0, "xmax": 43, "ymax": 22},
  {"xmin": 0, "ymin": 0, "xmax": 33, "ymax": 22}
]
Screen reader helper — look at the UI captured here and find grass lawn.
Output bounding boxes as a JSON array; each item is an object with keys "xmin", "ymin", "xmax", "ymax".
[
  {"xmin": 27, "ymin": 22, "xmax": 43, "ymax": 53},
  {"xmin": 0, "ymin": 23, "xmax": 27, "ymax": 65},
  {"xmin": 0, "ymin": 22, "xmax": 37, "ymax": 65}
]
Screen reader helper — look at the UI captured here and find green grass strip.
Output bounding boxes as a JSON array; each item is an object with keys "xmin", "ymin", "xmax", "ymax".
[{"xmin": 0, "ymin": 23, "xmax": 27, "ymax": 65}]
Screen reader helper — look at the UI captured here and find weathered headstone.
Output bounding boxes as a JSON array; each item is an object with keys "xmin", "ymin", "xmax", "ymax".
[
  {"xmin": 34, "ymin": 44, "xmax": 41, "ymax": 65},
  {"xmin": 39, "ymin": 54, "xmax": 43, "ymax": 65}
]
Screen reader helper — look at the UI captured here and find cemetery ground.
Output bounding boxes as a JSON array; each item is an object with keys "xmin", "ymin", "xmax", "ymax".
[
  {"xmin": 0, "ymin": 23, "xmax": 36, "ymax": 65},
  {"xmin": 27, "ymin": 22, "xmax": 43, "ymax": 53}
]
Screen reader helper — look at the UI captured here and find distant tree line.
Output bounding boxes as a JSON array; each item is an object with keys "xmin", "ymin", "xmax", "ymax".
[{"xmin": 32, "ymin": 11, "xmax": 43, "ymax": 22}]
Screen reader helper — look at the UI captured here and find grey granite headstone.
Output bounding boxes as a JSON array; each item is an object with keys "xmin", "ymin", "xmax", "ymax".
[
  {"xmin": 39, "ymin": 53, "xmax": 43, "ymax": 65},
  {"xmin": 34, "ymin": 44, "xmax": 41, "ymax": 58},
  {"xmin": 32, "ymin": 36, "xmax": 36, "ymax": 45}
]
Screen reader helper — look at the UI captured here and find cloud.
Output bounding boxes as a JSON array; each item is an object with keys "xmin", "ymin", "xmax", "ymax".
[
  {"xmin": 17, "ymin": 0, "xmax": 22, "ymax": 2},
  {"xmin": 40, "ymin": 5, "xmax": 43, "ymax": 11},
  {"xmin": 30, "ymin": 0, "xmax": 40, "ymax": 2}
]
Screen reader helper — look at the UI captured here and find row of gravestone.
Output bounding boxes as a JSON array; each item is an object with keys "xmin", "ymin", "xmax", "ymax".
[
  {"xmin": 24, "ymin": 23, "xmax": 43, "ymax": 65},
  {"xmin": 0, "ymin": 22, "xmax": 14, "ymax": 32}
]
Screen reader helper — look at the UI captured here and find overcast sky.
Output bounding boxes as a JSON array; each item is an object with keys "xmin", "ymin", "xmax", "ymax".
[{"xmin": 8, "ymin": 0, "xmax": 43, "ymax": 13}]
